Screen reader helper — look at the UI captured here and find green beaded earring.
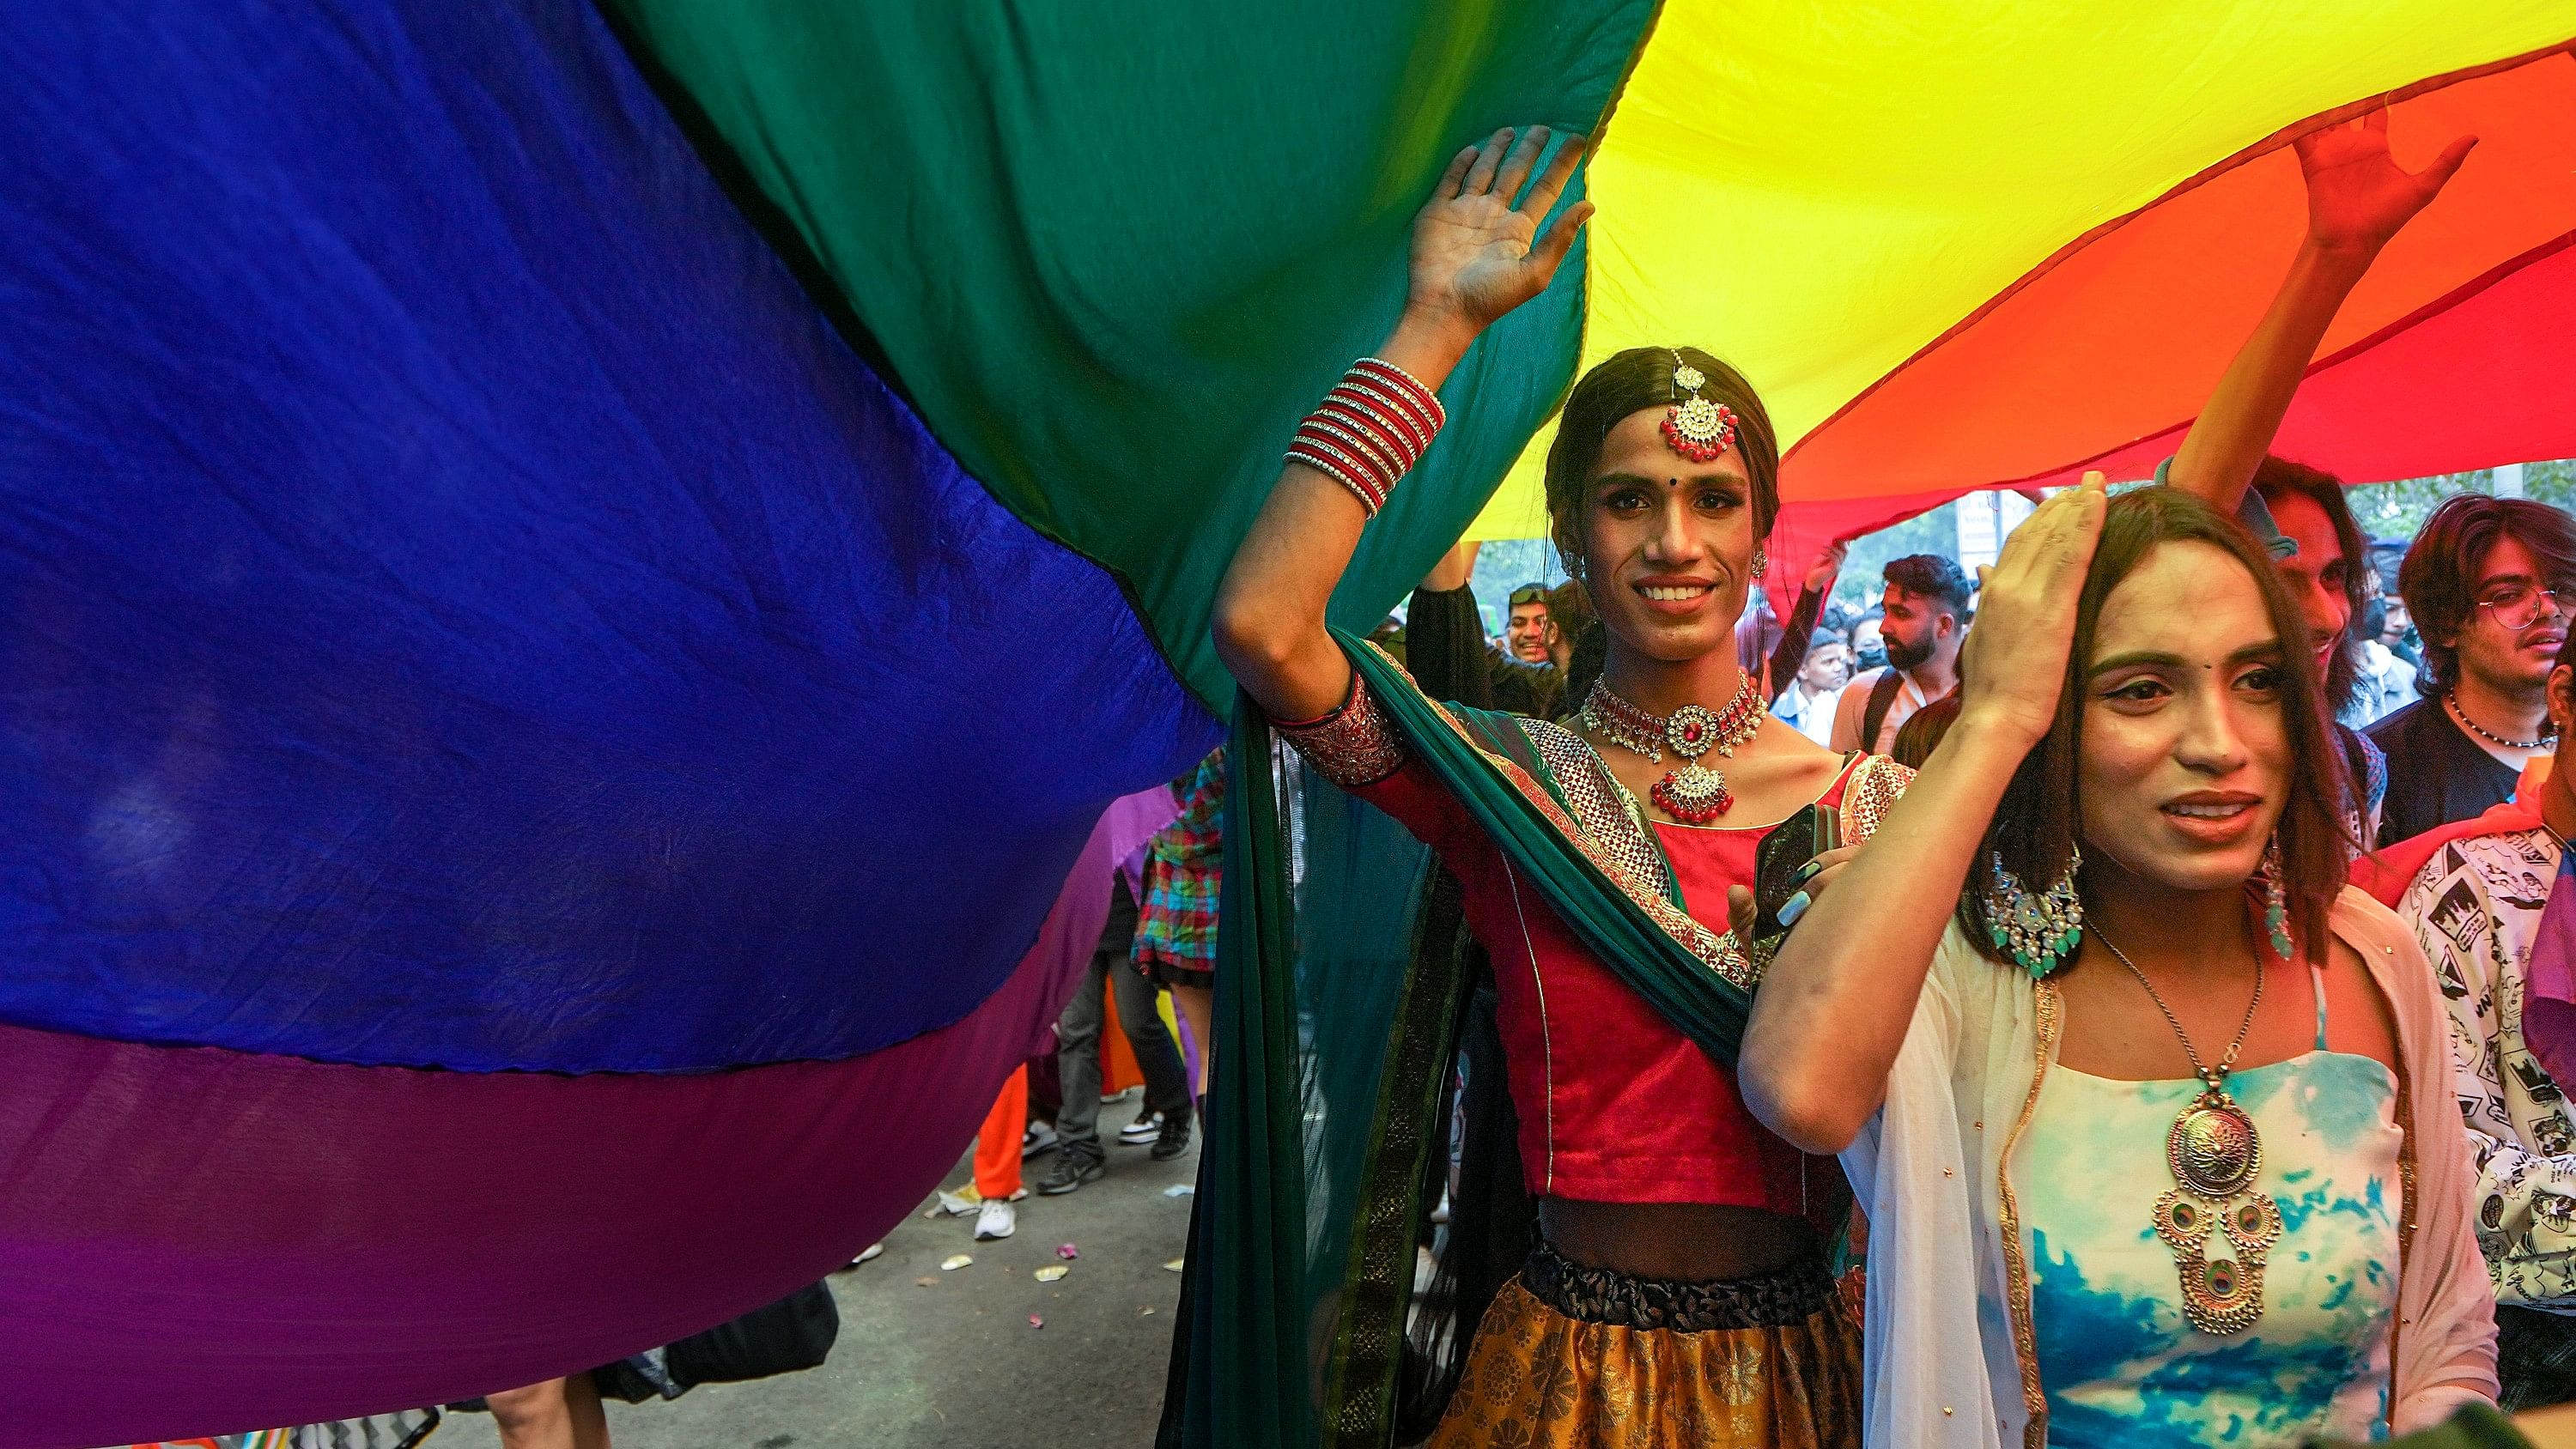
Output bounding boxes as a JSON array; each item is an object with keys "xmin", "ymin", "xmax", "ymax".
[
  {"xmin": 2258, "ymin": 837, "xmax": 2293, "ymax": 959},
  {"xmin": 1983, "ymin": 845, "xmax": 2086, "ymax": 979}
]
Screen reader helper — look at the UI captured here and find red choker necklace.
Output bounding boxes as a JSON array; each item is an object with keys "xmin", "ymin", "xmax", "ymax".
[{"xmin": 1578, "ymin": 677, "xmax": 1766, "ymax": 822}]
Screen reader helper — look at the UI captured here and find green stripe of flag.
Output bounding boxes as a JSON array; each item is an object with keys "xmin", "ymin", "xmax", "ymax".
[{"xmin": 599, "ymin": 0, "xmax": 1655, "ymax": 707}]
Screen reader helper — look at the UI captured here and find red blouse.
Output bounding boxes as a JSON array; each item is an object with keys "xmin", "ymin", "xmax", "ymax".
[{"xmin": 1278, "ymin": 676, "xmax": 1906, "ymax": 1214}]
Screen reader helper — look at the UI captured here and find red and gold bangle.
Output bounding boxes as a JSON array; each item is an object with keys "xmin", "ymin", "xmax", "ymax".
[
  {"xmin": 1349, "ymin": 358, "xmax": 1445, "ymax": 437},
  {"xmin": 1303, "ymin": 409, "xmax": 1411, "ymax": 483},
  {"xmin": 1281, "ymin": 356, "xmax": 1445, "ymax": 518},
  {"xmin": 1285, "ymin": 433, "xmax": 1389, "ymax": 514},
  {"xmin": 1322, "ymin": 382, "xmax": 1428, "ymax": 459}
]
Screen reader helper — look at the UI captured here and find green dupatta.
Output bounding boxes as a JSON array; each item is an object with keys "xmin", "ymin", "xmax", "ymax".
[{"xmin": 1162, "ymin": 632, "xmax": 1766, "ymax": 1449}]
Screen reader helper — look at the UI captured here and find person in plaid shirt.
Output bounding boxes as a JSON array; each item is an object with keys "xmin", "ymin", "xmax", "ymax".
[{"xmin": 1135, "ymin": 745, "xmax": 1224, "ymax": 1123}]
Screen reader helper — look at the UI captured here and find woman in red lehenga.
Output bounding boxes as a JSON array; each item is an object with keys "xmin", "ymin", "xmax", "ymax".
[{"xmin": 1206, "ymin": 124, "xmax": 1952, "ymax": 1448}]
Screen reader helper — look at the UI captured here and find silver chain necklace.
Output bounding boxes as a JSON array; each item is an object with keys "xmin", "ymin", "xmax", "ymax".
[
  {"xmin": 2446, "ymin": 692, "xmax": 2554, "ymax": 751},
  {"xmin": 2088, "ymin": 922, "xmax": 2281, "ymax": 1335},
  {"xmin": 2092, "ymin": 925, "xmax": 2265, "ymax": 1088}
]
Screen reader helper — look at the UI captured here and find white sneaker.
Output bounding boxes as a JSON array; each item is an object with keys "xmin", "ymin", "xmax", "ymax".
[{"xmin": 974, "ymin": 1198, "xmax": 1018, "ymax": 1241}]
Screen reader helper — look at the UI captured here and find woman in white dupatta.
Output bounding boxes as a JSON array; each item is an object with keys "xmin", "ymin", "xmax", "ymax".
[{"xmin": 1738, "ymin": 479, "xmax": 2494, "ymax": 1447}]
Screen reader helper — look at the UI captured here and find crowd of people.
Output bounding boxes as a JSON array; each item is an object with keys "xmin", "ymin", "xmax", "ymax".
[
  {"xmin": 1197, "ymin": 111, "xmax": 2576, "ymax": 1448},
  {"xmin": 1458, "ymin": 475, "xmax": 2564, "ymax": 834},
  {"xmin": 320, "ymin": 112, "xmax": 2569, "ymax": 1449}
]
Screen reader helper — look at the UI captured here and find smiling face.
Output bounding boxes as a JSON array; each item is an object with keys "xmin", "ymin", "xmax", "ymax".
[
  {"xmin": 2075, "ymin": 541, "xmax": 2292, "ymax": 896},
  {"xmin": 1567, "ymin": 406, "xmax": 1760, "ymax": 663},
  {"xmin": 2266, "ymin": 489, "xmax": 2352, "ymax": 680},
  {"xmin": 1505, "ymin": 600, "xmax": 1554, "ymax": 662}
]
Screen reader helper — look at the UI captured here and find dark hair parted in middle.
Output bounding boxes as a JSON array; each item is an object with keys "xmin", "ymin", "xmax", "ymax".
[
  {"xmin": 1959, "ymin": 487, "xmax": 2354, "ymax": 970},
  {"xmin": 1541, "ymin": 347, "xmax": 1779, "ymax": 574},
  {"xmin": 2397, "ymin": 494, "xmax": 2576, "ymax": 697}
]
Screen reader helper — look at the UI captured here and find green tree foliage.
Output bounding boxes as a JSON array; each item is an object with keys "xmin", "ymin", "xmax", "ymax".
[
  {"xmin": 2345, "ymin": 462, "xmax": 2576, "ymax": 545},
  {"xmin": 1832, "ymin": 502, "xmax": 1961, "ymax": 618}
]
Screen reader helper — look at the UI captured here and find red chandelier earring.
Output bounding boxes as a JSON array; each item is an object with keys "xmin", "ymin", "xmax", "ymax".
[{"xmin": 1660, "ymin": 352, "xmax": 1737, "ymax": 464}]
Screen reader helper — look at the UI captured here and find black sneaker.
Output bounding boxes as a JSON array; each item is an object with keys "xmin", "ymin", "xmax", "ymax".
[
  {"xmin": 1038, "ymin": 1149, "xmax": 1104, "ymax": 1196},
  {"xmin": 1150, "ymin": 1110, "xmax": 1193, "ymax": 1161}
]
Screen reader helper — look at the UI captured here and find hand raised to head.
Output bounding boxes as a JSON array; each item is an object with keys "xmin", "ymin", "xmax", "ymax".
[
  {"xmin": 2297, "ymin": 106, "xmax": 2476, "ymax": 257},
  {"xmin": 1406, "ymin": 126, "xmax": 1594, "ymax": 338},
  {"xmin": 1959, "ymin": 472, "xmax": 2109, "ymax": 748}
]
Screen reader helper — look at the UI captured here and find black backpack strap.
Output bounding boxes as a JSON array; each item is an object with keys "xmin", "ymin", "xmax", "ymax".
[{"xmin": 1860, "ymin": 669, "xmax": 1905, "ymax": 755}]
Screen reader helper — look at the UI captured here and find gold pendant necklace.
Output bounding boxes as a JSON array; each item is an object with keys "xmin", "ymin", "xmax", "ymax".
[{"xmin": 2092, "ymin": 924, "xmax": 2279, "ymax": 1336}]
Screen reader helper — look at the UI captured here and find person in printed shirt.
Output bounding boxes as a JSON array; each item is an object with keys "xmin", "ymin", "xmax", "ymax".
[{"xmin": 2396, "ymin": 627, "xmax": 2576, "ymax": 1409}]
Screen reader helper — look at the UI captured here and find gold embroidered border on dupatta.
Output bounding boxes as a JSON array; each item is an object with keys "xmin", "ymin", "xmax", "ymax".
[
  {"xmin": 1279, "ymin": 643, "xmax": 1916, "ymax": 992},
  {"xmin": 1995, "ymin": 977, "xmax": 2063, "ymax": 1449}
]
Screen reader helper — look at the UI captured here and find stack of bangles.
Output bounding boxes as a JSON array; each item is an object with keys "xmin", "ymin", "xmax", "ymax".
[{"xmin": 1283, "ymin": 357, "xmax": 1447, "ymax": 517}]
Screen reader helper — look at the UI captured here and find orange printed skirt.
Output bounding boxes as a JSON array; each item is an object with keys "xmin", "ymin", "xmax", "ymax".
[{"xmin": 1426, "ymin": 1241, "xmax": 1862, "ymax": 1449}]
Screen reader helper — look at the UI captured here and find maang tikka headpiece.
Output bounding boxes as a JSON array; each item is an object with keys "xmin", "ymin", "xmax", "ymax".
[{"xmin": 1660, "ymin": 349, "xmax": 1738, "ymax": 464}]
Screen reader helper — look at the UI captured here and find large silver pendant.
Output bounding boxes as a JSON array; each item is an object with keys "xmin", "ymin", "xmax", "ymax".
[{"xmin": 2149, "ymin": 1085, "xmax": 2279, "ymax": 1336}]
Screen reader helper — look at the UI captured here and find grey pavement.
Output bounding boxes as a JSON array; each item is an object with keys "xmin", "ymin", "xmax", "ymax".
[{"xmin": 433, "ymin": 1103, "xmax": 1194, "ymax": 1449}]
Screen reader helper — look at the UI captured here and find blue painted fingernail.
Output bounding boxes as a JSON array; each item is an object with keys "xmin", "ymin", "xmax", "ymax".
[{"xmin": 1777, "ymin": 891, "xmax": 1812, "ymax": 927}]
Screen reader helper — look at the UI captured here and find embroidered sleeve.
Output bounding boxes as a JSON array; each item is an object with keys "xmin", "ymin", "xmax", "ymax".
[
  {"xmin": 1838, "ymin": 753, "xmax": 1915, "ymax": 846},
  {"xmin": 2401, "ymin": 844, "xmax": 2576, "ymax": 1309},
  {"xmin": 1271, "ymin": 672, "xmax": 1408, "ymax": 789}
]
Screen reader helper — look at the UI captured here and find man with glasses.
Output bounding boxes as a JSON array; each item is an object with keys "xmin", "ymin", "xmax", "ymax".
[{"xmin": 2371, "ymin": 494, "xmax": 2576, "ymax": 846}]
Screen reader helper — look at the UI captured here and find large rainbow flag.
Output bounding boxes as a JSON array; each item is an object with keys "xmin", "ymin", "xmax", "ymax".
[{"xmin": 3, "ymin": 3, "xmax": 2572, "ymax": 1443}]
